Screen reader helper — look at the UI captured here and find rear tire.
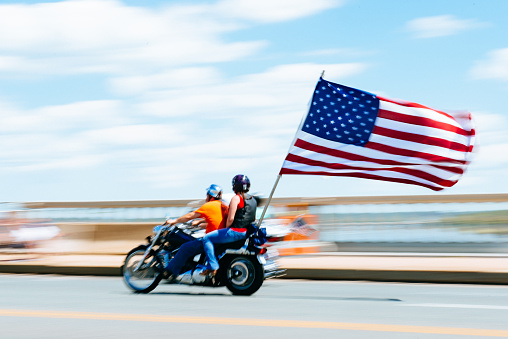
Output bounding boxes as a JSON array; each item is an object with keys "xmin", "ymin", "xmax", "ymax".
[
  {"xmin": 223, "ymin": 256, "xmax": 264, "ymax": 296},
  {"xmin": 122, "ymin": 245, "xmax": 163, "ymax": 293}
]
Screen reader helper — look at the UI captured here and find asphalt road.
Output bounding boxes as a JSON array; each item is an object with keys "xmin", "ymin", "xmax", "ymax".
[{"xmin": 1, "ymin": 274, "xmax": 508, "ymax": 338}]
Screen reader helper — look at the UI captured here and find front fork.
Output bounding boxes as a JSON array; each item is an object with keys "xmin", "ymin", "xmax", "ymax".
[{"xmin": 134, "ymin": 228, "xmax": 164, "ymax": 272}]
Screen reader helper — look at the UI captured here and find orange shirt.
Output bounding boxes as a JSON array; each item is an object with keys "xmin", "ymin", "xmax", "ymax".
[{"xmin": 195, "ymin": 200, "xmax": 229, "ymax": 234}]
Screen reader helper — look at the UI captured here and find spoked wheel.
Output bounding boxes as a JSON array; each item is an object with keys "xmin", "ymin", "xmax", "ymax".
[
  {"xmin": 224, "ymin": 256, "xmax": 264, "ymax": 296},
  {"xmin": 122, "ymin": 245, "xmax": 163, "ymax": 293}
]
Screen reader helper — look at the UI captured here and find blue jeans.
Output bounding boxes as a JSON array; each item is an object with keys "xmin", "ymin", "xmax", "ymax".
[
  {"xmin": 202, "ymin": 228, "xmax": 247, "ymax": 271},
  {"xmin": 166, "ymin": 239, "xmax": 203, "ymax": 276}
]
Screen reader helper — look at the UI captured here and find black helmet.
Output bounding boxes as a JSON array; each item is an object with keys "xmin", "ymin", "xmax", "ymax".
[{"xmin": 232, "ymin": 174, "xmax": 250, "ymax": 193}]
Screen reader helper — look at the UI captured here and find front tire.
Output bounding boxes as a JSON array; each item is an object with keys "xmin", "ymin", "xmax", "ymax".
[
  {"xmin": 122, "ymin": 245, "xmax": 163, "ymax": 293},
  {"xmin": 223, "ymin": 256, "xmax": 264, "ymax": 296}
]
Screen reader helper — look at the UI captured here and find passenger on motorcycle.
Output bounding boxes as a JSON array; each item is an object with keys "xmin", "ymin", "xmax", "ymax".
[
  {"xmin": 163, "ymin": 184, "xmax": 228, "ymax": 277},
  {"xmin": 201, "ymin": 174, "xmax": 259, "ymax": 276}
]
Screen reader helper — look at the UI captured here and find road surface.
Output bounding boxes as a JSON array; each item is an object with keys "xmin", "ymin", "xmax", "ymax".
[{"xmin": 1, "ymin": 274, "xmax": 508, "ymax": 338}]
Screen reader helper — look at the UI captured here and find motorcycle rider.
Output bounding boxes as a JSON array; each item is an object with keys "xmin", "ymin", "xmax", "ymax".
[
  {"xmin": 163, "ymin": 184, "xmax": 228, "ymax": 277},
  {"xmin": 201, "ymin": 174, "xmax": 259, "ymax": 276}
]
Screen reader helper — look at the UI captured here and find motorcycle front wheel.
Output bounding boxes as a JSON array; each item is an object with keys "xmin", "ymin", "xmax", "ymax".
[
  {"xmin": 122, "ymin": 245, "xmax": 163, "ymax": 293},
  {"xmin": 223, "ymin": 256, "xmax": 264, "ymax": 296}
]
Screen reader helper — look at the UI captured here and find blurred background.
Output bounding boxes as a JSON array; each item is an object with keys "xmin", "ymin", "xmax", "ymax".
[
  {"xmin": 2, "ymin": 194, "xmax": 507, "ymax": 257},
  {"xmin": 1, "ymin": 1, "xmax": 507, "ymax": 259}
]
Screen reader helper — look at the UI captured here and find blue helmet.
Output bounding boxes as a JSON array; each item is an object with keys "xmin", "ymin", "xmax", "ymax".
[
  {"xmin": 232, "ymin": 174, "xmax": 250, "ymax": 193},
  {"xmin": 206, "ymin": 184, "xmax": 223, "ymax": 199}
]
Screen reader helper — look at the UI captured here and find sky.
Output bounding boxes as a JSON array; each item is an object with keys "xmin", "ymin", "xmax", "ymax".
[{"xmin": 0, "ymin": 0, "xmax": 507, "ymax": 203}]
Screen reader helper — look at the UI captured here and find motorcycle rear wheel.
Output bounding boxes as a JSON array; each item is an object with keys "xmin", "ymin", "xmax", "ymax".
[
  {"xmin": 122, "ymin": 245, "xmax": 163, "ymax": 293},
  {"xmin": 223, "ymin": 256, "xmax": 264, "ymax": 296}
]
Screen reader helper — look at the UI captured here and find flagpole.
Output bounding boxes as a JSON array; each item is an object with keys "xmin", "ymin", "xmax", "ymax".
[
  {"xmin": 257, "ymin": 71, "xmax": 324, "ymax": 227},
  {"xmin": 257, "ymin": 174, "xmax": 281, "ymax": 227}
]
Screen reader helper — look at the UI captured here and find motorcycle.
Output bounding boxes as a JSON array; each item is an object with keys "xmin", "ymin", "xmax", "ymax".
[{"xmin": 122, "ymin": 222, "xmax": 285, "ymax": 296}]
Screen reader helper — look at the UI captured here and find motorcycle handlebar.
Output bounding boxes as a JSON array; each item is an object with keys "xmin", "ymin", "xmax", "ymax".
[{"xmin": 153, "ymin": 222, "xmax": 200, "ymax": 234}]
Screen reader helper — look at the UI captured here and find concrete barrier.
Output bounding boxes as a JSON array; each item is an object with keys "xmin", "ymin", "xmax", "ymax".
[
  {"xmin": 41, "ymin": 222, "xmax": 155, "ymax": 255},
  {"xmin": 2, "ymin": 253, "xmax": 508, "ymax": 285}
]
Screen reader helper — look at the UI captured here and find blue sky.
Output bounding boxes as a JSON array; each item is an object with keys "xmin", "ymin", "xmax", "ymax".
[{"xmin": 0, "ymin": 0, "xmax": 507, "ymax": 202}]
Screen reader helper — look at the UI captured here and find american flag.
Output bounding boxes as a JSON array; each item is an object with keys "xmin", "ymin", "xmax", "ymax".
[{"xmin": 279, "ymin": 78, "xmax": 476, "ymax": 191}]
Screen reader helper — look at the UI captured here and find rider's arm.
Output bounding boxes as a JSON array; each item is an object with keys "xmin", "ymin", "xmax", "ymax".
[
  {"xmin": 166, "ymin": 211, "xmax": 200, "ymax": 226},
  {"xmin": 191, "ymin": 218, "xmax": 207, "ymax": 229},
  {"xmin": 226, "ymin": 195, "xmax": 240, "ymax": 228}
]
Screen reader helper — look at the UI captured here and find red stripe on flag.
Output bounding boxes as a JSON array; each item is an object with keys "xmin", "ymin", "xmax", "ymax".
[
  {"xmin": 378, "ymin": 109, "xmax": 471, "ymax": 137},
  {"xmin": 366, "ymin": 141, "xmax": 467, "ymax": 164},
  {"xmin": 372, "ymin": 125, "xmax": 470, "ymax": 152},
  {"xmin": 379, "ymin": 96, "xmax": 456, "ymax": 120},
  {"xmin": 279, "ymin": 168, "xmax": 443, "ymax": 191},
  {"xmin": 432, "ymin": 164, "xmax": 465, "ymax": 175}
]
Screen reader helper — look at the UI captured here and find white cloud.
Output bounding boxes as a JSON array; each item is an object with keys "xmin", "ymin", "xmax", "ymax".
[
  {"xmin": 0, "ymin": 0, "xmax": 360, "ymax": 188},
  {"xmin": 0, "ymin": 122, "xmax": 190, "ymax": 172},
  {"xmin": 473, "ymin": 143, "xmax": 508, "ymax": 168},
  {"xmin": 469, "ymin": 111, "xmax": 508, "ymax": 167},
  {"xmin": 108, "ymin": 67, "xmax": 223, "ymax": 96},
  {"xmin": 473, "ymin": 111, "xmax": 508, "ymax": 136},
  {"xmin": 80, "ymin": 124, "xmax": 188, "ymax": 147},
  {"xmin": 0, "ymin": 61, "xmax": 366, "ymax": 181},
  {"xmin": 300, "ymin": 48, "xmax": 374, "ymax": 58},
  {"xmin": 0, "ymin": 0, "xmax": 345, "ymax": 77},
  {"xmin": 470, "ymin": 48, "xmax": 508, "ymax": 82},
  {"xmin": 0, "ymin": 97, "xmax": 189, "ymax": 172},
  {"xmin": 0, "ymin": 132, "xmax": 98, "ymax": 171},
  {"xmin": 0, "ymin": 0, "xmax": 265, "ymax": 76},
  {"xmin": 0, "ymin": 100, "xmax": 128, "ymax": 133},
  {"xmin": 10, "ymin": 154, "xmax": 106, "ymax": 172},
  {"xmin": 134, "ymin": 136, "xmax": 284, "ymax": 189},
  {"xmin": 215, "ymin": 0, "xmax": 345, "ymax": 23},
  {"xmin": 123, "ymin": 62, "xmax": 368, "ymax": 118},
  {"xmin": 0, "ymin": 0, "xmax": 233, "ymax": 51},
  {"xmin": 406, "ymin": 15, "xmax": 483, "ymax": 39}
]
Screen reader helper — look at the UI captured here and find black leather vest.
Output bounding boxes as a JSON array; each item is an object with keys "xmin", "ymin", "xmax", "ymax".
[{"xmin": 231, "ymin": 194, "xmax": 257, "ymax": 228}]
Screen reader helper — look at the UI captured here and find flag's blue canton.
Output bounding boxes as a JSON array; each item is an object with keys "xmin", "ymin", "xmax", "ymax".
[{"xmin": 302, "ymin": 79, "xmax": 379, "ymax": 146}]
